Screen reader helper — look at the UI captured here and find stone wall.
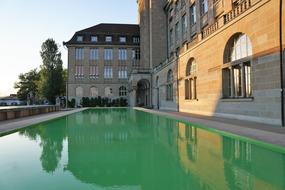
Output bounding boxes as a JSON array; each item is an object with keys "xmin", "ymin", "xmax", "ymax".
[{"xmin": 177, "ymin": 0, "xmax": 282, "ymax": 125}]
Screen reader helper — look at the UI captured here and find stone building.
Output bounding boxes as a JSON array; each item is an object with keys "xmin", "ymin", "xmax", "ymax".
[
  {"xmin": 64, "ymin": 24, "xmax": 140, "ymax": 106},
  {"xmin": 64, "ymin": 0, "xmax": 285, "ymax": 125},
  {"xmin": 147, "ymin": 0, "xmax": 285, "ymax": 125}
]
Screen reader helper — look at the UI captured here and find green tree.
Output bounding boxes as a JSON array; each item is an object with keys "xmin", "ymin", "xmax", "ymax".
[
  {"xmin": 14, "ymin": 69, "xmax": 40, "ymax": 101},
  {"xmin": 40, "ymin": 39, "xmax": 64, "ymax": 104}
]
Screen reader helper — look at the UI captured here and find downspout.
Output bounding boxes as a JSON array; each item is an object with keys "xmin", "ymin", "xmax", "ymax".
[
  {"xmin": 176, "ymin": 52, "xmax": 180, "ymax": 112},
  {"xmin": 280, "ymin": 0, "xmax": 284, "ymax": 126}
]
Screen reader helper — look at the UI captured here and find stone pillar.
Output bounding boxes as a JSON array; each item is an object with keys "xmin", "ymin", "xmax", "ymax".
[{"xmin": 230, "ymin": 66, "xmax": 234, "ymax": 97}]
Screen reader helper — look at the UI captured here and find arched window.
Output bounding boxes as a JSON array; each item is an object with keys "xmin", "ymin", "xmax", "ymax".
[
  {"xmin": 75, "ymin": 86, "xmax": 83, "ymax": 97},
  {"xmin": 223, "ymin": 33, "xmax": 253, "ymax": 98},
  {"xmin": 185, "ymin": 58, "xmax": 197, "ymax": 100},
  {"xmin": 90, "ymin": 87, "xmax": 98, "ymax": 97},
  {"xmin": 105, "ymin": 87, "xmax": 112, "ymax": 97},
  {"xmin": 119, "ymin": 86, "xmax": 127, "ymax": 97},
  {"xmin": 166, "ymin": 70, "xmax": 173, "ymax": 101}
]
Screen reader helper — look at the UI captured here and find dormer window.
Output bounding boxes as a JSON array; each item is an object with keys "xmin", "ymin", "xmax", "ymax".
[
  {"xmin": 105, "ymin": 36, "xmax": 112, "ymax": 42},
  {"xmin": 77, "ymin": 35, "xmax": 83, "ymax": 42},
  {"xmin": 91, "ymin": 36, "xmax": 98, "ymax": 42},
  {"xmin": 120, "ymin": 36, "xmax": 127, "ymax": 43}
]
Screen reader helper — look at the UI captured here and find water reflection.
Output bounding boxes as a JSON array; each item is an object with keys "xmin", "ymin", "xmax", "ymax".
[
  {"xmin": 19, "ymin": 119, "xmax": 66, "ymax": 173},
  {"xmin": 17, "ymin": 108, "xmax": 285, "ymax": 190}
]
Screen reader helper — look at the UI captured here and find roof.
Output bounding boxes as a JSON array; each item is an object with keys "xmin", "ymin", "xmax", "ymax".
[{"xmin": 64, "ymin": 23, "xmax": 140, "ymax": 46}]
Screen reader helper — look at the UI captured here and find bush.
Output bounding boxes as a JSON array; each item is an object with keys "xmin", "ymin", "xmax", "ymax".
[
  {"xmin": 82, "ymin": 97, "xmax": 90, "ymax": 107},
  {"xmin": 76, "ymin": 97, "xmax": 128, "ymax": 108},
  {"xmin": 68, "ymin": 98, "xmax": 76, "ymax": 108}
]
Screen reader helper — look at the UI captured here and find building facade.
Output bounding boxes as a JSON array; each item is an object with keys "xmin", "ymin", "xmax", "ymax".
[
  {"xmin": 65, "ymin": 0, "xmax": 285, "ymax": 125},
  {"xmin": 64, "ymin": 24, "xmax": 140, "ymax": 106},
  {"xmin": 147, "ymin": 0, "xmax": 285, "ymax": 125}
]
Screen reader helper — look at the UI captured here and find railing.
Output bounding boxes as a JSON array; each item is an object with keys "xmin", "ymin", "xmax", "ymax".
[
  {"xmin": 224, "ymin": 0, "xmax": 252, "ymax": 24},
  {"xmin": 201, "ymin": 0, "xmax": 255, "ymax": 40},
  {"xmin": 202, "ymin": 21, "xmax": 219, "ymax": 39}
]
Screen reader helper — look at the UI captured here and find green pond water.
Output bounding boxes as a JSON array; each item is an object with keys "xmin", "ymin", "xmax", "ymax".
[{"xmin": 0, "ymin": 108, "xmax": 285, "ymax": 190}]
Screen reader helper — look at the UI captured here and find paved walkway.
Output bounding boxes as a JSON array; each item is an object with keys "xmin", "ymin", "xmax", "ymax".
[
  {"xmin": 135, "ymin": 108, "xmax": 285, "ymax": 148},
  {"xmin": 0, "ymin": 108, "xmax": 87, "ymax": 135}
]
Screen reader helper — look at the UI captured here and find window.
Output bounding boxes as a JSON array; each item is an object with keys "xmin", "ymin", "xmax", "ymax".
[
  {"xmin": 190, "ymin": 4, "xmax": 197, "ymax": 25},
  {"xmin": 104, "ymin": 48, "xmax": 113, "ymax": 60},
  {"xmin": 118, "ymin": 66, "xmax": 128, "ymax": 79},
  {"xmin": 132, "ymin": 49, "xmax": 140, "ymax": 60},
  {"xmin": 104, "ymin": 66, "xmax": 113, "ymax": 79},
  {"xmin": 166, "ymin": 70, "xmax": 173, "ymax": 101},
  {"xmin": 175, "ymin": 0, "xmax": 180, "ymax": 13},
  {"xmin": 182, "ymin": 14, "xmax": 187, "ymax": 40},
  {"xmin": 175, "ymin": 22, "xmax": 180, "ymax": 42},
  {"xmin": 133, "ymin": 37, "xmax": 140, "ymax": 43},
  {"xmin": 119, "ymin": 49, "xmax": 127, "ymax": 60},
  {"xmin": 105, "ymin": 36, "xmax": 112, "ymax": 42},
  {"xmin": 120, "ymin": 36, "xmax": 126, "ymax": 43},
  {"xmin": 90, "ymin": 48, "xmax": 99, "ymax": 60},
  {"xmin": 75, "ymin": 48, "xmax": 84, "ymax": 60},
  {"xmin": 170, "ymin": 29, "xmax": 174, "ymax": 47},
  {"xmin": 105, "ymin": 87, "xmax": 112, "ymax": 96},
  {"xmin": 91, "ymin": 36, "xmax": 98, "ymax": 42},
  {"xmin": 76, "ymin": 35, "xmax": 83, "ymax": 42},
  {"xmin": 89, "ymin": 65, "xmax": 99, "ymax": 79},
  {"xmin": 75, "ymin": 86, "xmax": 83, "ymax": 97},
  {"xmin": 75, "ymin": 65, "xmax": 84, "ymax": 78},
  {"xmin": 201, "ymin": 0, "xmax": 208, "ymax": 15},
  {"xmin": 223, "ymin": 33, "xmax": 253, "ymax": 98},
  {"xmin": 185, "ymin": 58, "xmax": 197, "ymax": 100},
  {"xmin": 90, "ymin": 87, "xmax": 98, "ymax": 97},
  {"xmin": 119, "ymin": 86, "xmax": 127, "ymax": 97},
  {"xmin": 181, "ymin": 0, "xmax": 186, "ymax": 8}
]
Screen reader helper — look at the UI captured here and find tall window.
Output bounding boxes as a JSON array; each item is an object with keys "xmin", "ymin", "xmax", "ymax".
[
  {"xmin": 223, "ymin": 33, "xmax": 253, "ymax": 98},
  {"xmin": 75, "ymin": 65, "xmax": 84, "ymax": 78},
  {"xmin": 185, "ymin": 58, "xmax": 197, "ymax": 100},
  {"xmin": 166, "ymin": 70, "xmax": 173, "ymax": 101},
  {"xmin": 175, "ymin": 22, "xmax": 180, "ymax": 42},
  {"xmin": 119, "ymin": 86, "xmax": 127, "ymax": 97},
  {"xmin": 104, "ymin": 48, "xmax": 113, "ymax": 60},
  {"xmin": 182, "ymin": 14, "xmax": 187, "ymax": 40},
  {"xmin": 118, "ymin": 66, "xmax": 128, "ymax": 79},
  {"xmin": 75, "ymin": 48, "xmax": 84, "ymax": 60},
  {"xmin": 119, "ymin": 49, "xmax": 127, "ymax": 60},
  {"xmin": 105, "ymin": 87, "xmax": 112, "ymax": 96},
  {"xmin": 90, "ymin": 87, "xmax": 98, "ymax": 97},
  {"xmin": 190, "ymin": 4, "xmax": 197, "ymax": 25},
  {"xmin": 89, "ymin": 65, "xmax": 99, "ymax": 79},
  {"xmin": 104, "ymin": 66, "xmax": 113, "ymax": 79},
  {"xmin": 170, "ymin": 29, "xmax": 174, "ymax": 47},
  {"xmin": 90, "ymin": 48, "xmax": 99, "ymax": 60},
  {"xmin": 75, "ymin": 86, "xmax": 83, "ymax": 97},
  {"xmin": 201, "ymin": 0, "xmax": 208, "ymax": 15}
]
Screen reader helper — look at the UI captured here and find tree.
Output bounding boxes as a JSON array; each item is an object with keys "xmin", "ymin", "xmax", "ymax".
[
  {"xmin": 40, "ymin": 39, "xmax": 64, "ymax": 104},
  {"xmin": 14, "ymin": 69, "xmax": 40, "ymax": 101}
]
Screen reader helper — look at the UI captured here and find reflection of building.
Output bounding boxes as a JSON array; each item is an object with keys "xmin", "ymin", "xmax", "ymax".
[
  {"xmin": 177, "ymin": 122, "xmax": 285, "ymax": 190},
  {"xmin": 64, "ymin": 24, "xmax": 140, "ymax": 106}
]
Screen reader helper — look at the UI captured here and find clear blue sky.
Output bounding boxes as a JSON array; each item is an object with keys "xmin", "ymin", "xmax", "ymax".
[{"xmin": 0, "ymin": 0, "xmax": 137, "ymax": 96}]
